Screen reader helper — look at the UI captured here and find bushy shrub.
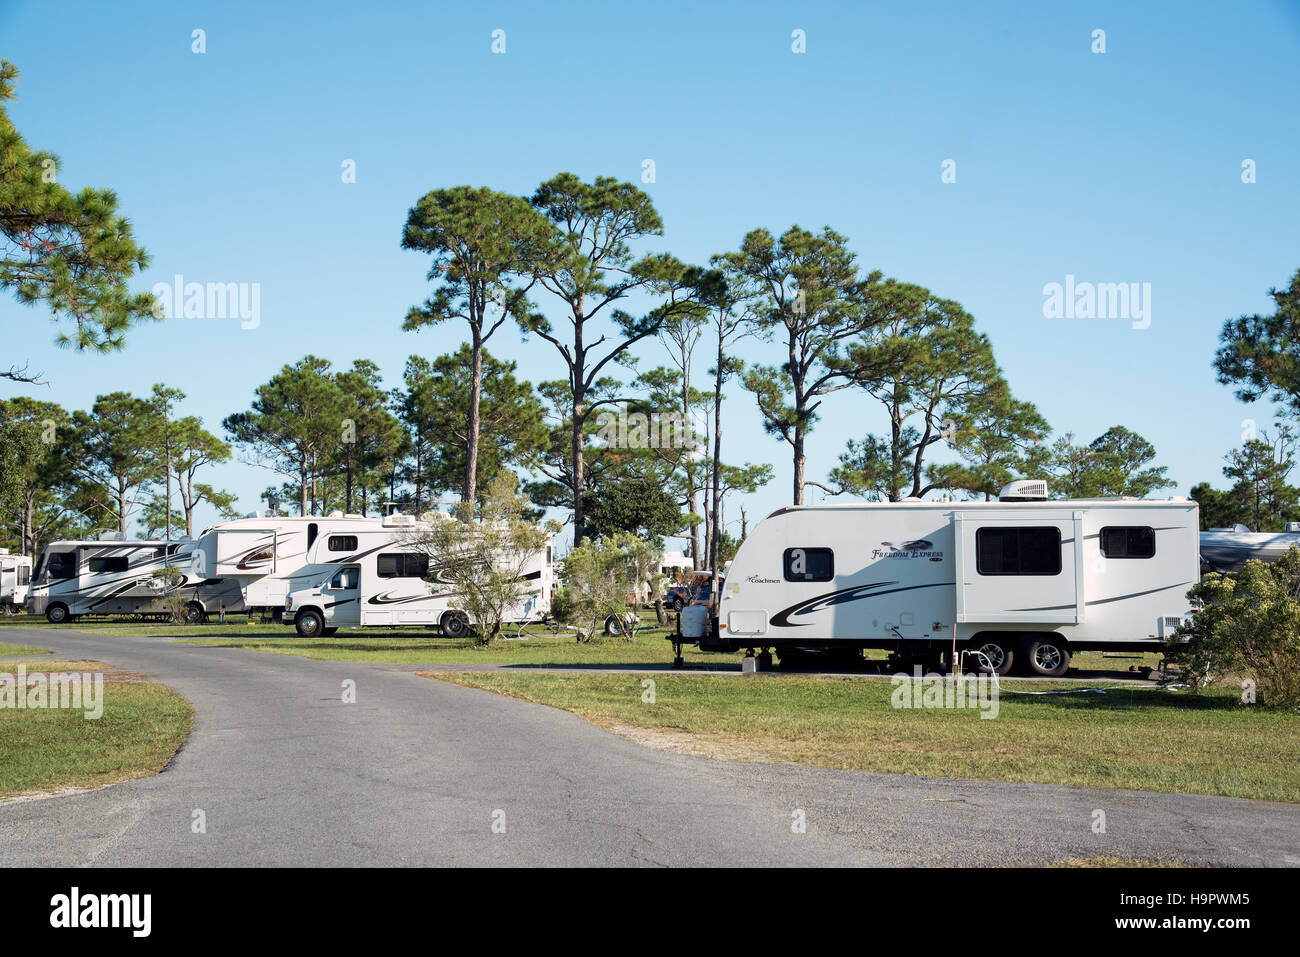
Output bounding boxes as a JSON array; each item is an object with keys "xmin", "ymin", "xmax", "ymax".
[{"xmin": 1172, "ymin": 548, "xmax": 1300, "ymax": 709}]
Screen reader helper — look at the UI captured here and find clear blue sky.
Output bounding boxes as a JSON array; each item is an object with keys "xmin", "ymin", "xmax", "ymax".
[{"xmin": 3, "ymin": 0, "xmax": 1298, "ymax": 545}]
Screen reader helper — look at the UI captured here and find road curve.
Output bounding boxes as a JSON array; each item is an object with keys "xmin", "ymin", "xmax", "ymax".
[{"xmin": 0, "ymin": 627, "xmax": 1295, "ymax": 867}]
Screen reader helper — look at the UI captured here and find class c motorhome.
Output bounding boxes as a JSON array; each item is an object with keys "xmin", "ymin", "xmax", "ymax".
[
  {"xmin": 188, "ymin": 513, "xmax": 398, "ymax": 617},
  {"xmin": 26, "ymin": 536, "xmax": 242, "ymax": 623},
  {"xmin": 0, "ymin": 550, "xmax": 32, "ymax": 614},
  {"xmin": 678, "ymin": 481, "xmax": 1200, "ymax": 677},
  {"xmin": 283, "ymin": 513, "xmax": 554, "ymax": 638}
]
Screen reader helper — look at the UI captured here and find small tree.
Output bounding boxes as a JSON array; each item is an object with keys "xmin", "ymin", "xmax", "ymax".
[
  {"xmin": 149, "ymin": 566, "xmax": 189, "ymax": 623},
  {"xmin": 411, "ymin": 474, "xmax": 549, "ymax": 644},
  {"xmin": 557, "ymin": 531, "xmax": 656, "ymax": 642},
  {"xmin": 1172, "ymin": 549, "xmax": 1300, "ymax": 710}
]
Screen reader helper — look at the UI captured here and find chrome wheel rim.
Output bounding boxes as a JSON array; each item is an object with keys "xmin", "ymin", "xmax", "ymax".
[{"xmin": 1034, "ymin": 645, "xmax": 1063, "ymax": 671}]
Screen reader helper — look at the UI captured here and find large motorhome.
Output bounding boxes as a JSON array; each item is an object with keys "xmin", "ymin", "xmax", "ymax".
[
  {"xmin": 677, "ymin": 481, "xmax": 1200, "ymax": 676},
  {"xmin": 1199, "ymin": 523, "xmax": 1300, "ymax": 574},
  {"xmin": 283, "ymin": 514, "xmax": 553, "ymax": 638},
  {"xmin": 27, "ymin": 536, "xmax": 243, "ymax": 623},
  {"xmin": 188, "ymin": 513, "xmax": 398, "ymax": 617},
  {"xmin": 0, "ymin": 550, "xmax": 32, "ymax": 614}
]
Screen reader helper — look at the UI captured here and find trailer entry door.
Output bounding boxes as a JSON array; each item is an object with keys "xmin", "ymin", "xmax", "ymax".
[{"xmin": 954, "ymin": 512, "xmax": 1085, "ymax": 624}]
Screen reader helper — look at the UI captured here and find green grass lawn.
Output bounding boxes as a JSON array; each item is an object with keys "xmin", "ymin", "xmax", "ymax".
[
  {"xmin": 66, "ymin": 617, "xmax": 1167, "ymax": 675},
  {"xmin": 432, "ymin": 671, "xmax": 1300, "ymax": 803},
  {"xmin": 167, "ymin": 623, "xmax": 743, "ymax": 665},
  {"xmin": 0, "ymin": 659, "xmax": 193, "ymax": 799},
  {"xmin": 0, "ymin": 641, "xmax": 51, "ymax": 656}
]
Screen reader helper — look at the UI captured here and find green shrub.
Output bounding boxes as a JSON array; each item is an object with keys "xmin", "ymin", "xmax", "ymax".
[{"xmin": 1172, "ymin": 548, "xmax": 1300, "ymax": 709}]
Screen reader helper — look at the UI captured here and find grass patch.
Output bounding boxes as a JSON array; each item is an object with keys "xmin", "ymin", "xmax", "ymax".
[
  {"xmin": 0, "ymin": 641, "xmax": 51, "ymax": 656},
  {"xmin": 0, "ymin": 663, "xmax": 193, "ymax": 799},
  {"xmin": 165, "ymin": 624, "xmax": 744, "ymax": 666},
  {"xmin": 432, "ymin": 672, "xmax": 1300, "ymax": 802}
]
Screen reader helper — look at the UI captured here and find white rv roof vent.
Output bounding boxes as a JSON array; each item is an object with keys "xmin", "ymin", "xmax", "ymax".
[{"xmin": 999, "ymin": 480, "xmax": 1049, "ymax": 502}]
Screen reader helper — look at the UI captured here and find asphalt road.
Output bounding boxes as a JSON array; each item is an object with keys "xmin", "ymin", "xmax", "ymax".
[{"xmin": 1, "ymin": 627, "xmax": 1296, "ymax": 867}]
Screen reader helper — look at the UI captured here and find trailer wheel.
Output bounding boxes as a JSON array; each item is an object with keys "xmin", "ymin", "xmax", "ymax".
[
  {"xmin": 45, "ymin": 603, "xmax": 70, "ymax": 625},
  {"xmin": 440, "ymin": 611, "xmax": 470, "ymax": 639},
  {"xmin": 184, "ymin": 602, "xmax": 206, "ymax": 624},
  {"xmin": 1026, "ymin": 636, "xmax": 1070, "ymax": 677},
  {"xmin": 969, "ymin": 637, "xmax": 1015, "ymax": 676},
  {"xmin": 295, "ymin": 609, "xmax": 325, "ymax": 638},
  {"xmin": 604, "ymin": 614, "xmax": 627, "ymax": 636}
]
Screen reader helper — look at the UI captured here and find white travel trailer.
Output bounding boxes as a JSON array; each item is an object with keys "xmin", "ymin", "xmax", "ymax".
[
  {"xmin": 283, "ymin": 515, "xmax": 554, "ymax": 638},
  {"xmin": 188, "ymin": 513, "xmax": 398, "ymax": 617},
  {"xmin": 26, "ymin": 536, "xmax": 243, "ymax": 623},
  {"xmin": 678, "ymin": 481, "xmax": 1200, "ymax": 676},
  {"xmin": 0, "ymin": 550, "xmax": 32, "ymax": 613}
]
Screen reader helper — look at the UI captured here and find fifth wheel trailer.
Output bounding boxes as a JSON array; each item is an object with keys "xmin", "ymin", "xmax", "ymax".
[{"xmin": 678, "ymin": 481, "xmax": 1200, "ymax": 677}]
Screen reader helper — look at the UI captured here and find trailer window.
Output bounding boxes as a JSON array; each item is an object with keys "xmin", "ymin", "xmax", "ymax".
[
  {"xmin": 89, "ymin": 556, "xmax": 130, "ymax": 574},
  {"xmin": 783, "ymin": 547, "xmax": 834, "ymax": 582},
  {"xmin": 327, "ymin": 535, "xmax": 358, "ymax": 552},
  {"xmin": 976, "ymin": 527, "xmax": 1061, "ymax": 576},
  {"xmin": 1100, "ymin": 526, "xmax": 1155, "ymax": 559},
  {"xmin": 47, "ymin": 551, "xmax": 77, "ymax": 580},
  {"xmin": 376, "ymin": 553, "xmax": 430, "ymax": 578},
  {"xmin": 307, "ymin": 523, "xmax": 319, "ymax": 549},
  {"xmin": 18, "ymin": 566, "xmax": 29, "ymax": 585}
]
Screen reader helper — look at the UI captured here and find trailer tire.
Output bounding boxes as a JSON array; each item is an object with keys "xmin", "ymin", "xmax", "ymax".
[
  {"xmin": 295, "ymin": 608, "xmax": 325, "ymax": 638},
  {"xmin": 440, "ymin": 611, "xmax": 470, "ymax": 639},
  {"xmin": 604, "ymin": 614, "xmax": 627, "ymax": 637},
  {"xmin": 46, "ymin": 603, "xmax": 70, "ymax": 624},
  {"xmin": 184, "ymin": 602, "xmax": 206, "ymax": 624},
  {"xmin": 1025, "ymin": 636, "xmax": 1070, "ymax": 677},
  {"xmin": 969, "ymin": 637, "xmax": 1016, "ymax": 676}
]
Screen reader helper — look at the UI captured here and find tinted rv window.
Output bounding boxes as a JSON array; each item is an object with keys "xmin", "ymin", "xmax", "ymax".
[
  {"xmin": 376, "ymin": 553, "xmax": 429, "ymax": 578},
  {"xmin": 783, "ymin": 547, "xmax": 834, "ymax": 582},
  {"xmin": 47, "ymin": 551, "xmax": 77, "ymax": 580},
  {"xmin": 88, "ymin": 556, "xmax": 130, "ymax": 574},
  {"xmin": 976, "ymin": 527, "xmax": 1061, "ymax": 576},
  {"xmin": 1100, "ymin": 526, "xmax": 1155, "ymax": 559},
  {"xmin": 307, "ymin": 523, "xmax": 319, "ymax": 549},
  {"xmin": 328, "ymin": 535, "xmax": 358, "ymax": 552}
]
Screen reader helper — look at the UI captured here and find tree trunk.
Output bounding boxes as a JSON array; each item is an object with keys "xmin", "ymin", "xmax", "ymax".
[
  {"xmin": 299, "ymin": 459, "xmax": 310, "ymax": 516},
  {"xmin": 710, "ymin": 335, "xmax": 724, "ymax": 597},
  {"xmin": 465, "ymin": 328, "xmax": 483, "ymax": 513},
  {"xmin": 572, "ymin": 388, "xmax": 586, "ymax": 547},
  {"xmin": 793, "ymin": 428, "xmax": 806, "ymax": 505}
]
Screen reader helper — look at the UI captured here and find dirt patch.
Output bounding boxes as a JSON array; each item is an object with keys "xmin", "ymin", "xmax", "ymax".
[{"xmin": 598, "ymin": 722, "xmax": 779, "ymax": 763}]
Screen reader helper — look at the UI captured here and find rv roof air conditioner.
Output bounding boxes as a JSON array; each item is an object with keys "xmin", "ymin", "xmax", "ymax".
[
  {"xmin": 998, "ymin": 480, "xmax": 1049, "ymax": 502},
  {"xmin": 382, "ymin": 513, "xmax": 416, "ymax": 528}
]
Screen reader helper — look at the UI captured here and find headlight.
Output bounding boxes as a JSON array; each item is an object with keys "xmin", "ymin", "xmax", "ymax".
[{"xmin": 284, "ymin": 597, "xmax": 293, "ymax": 611}]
